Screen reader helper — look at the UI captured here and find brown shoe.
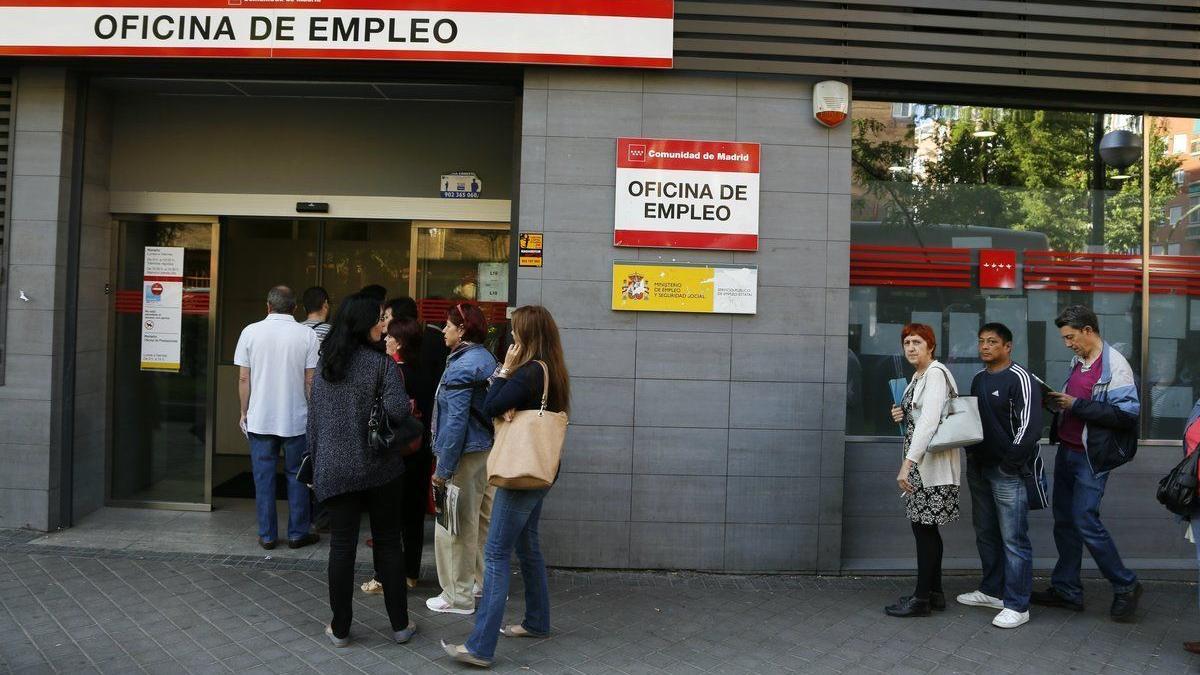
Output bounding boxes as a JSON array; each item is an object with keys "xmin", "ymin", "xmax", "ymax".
[{"xmin": 1184, "ymin": 641, "xmax": 1200, "ymax": 655}]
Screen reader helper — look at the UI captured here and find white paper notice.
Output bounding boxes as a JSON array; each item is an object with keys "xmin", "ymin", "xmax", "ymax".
[
  {"xmin": 476, "ymin": 262, "xmax": 508, "ymax": 302},
  {"xmin": 711, "ymin": 267, "xmax": 758, "ymax": 314},
  {"xmin": 140, "ymin": 246, "xmax": 185, "ymax": 373}
]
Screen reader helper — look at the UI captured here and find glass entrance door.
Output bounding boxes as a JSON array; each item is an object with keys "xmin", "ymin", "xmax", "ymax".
[{"xmin": 111, "ymin": 217, "xmax": 216, "ymax": 507}]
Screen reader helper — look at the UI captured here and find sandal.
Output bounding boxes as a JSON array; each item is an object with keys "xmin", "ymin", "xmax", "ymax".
[
  {"xmin": 500, "ymin": 624, "xmax": 547, "ymax": 638},
  {"xmin": 442, "ymin": 641, "xmax": 492, "ymax": 667}
]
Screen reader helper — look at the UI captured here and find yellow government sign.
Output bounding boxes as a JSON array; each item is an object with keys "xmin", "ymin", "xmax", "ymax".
[{"xmin": 611, "ymin": 261, "xmax": 758, "ymax": 314}]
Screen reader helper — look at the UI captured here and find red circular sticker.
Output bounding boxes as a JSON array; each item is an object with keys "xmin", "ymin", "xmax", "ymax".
[{"xmin": 150, "ymin": 282, "xmax": 164, "ymax": 295}]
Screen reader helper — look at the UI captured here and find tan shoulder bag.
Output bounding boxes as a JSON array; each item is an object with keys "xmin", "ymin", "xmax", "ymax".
[{"xmin": 487, "ymin": 360, "xmax": 569, "ymax": 489}]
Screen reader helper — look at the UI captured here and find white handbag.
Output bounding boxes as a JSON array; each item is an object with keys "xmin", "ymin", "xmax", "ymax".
[{"xmin": 925, "ymin": 366, "xmax": 984, "ymax": 452}]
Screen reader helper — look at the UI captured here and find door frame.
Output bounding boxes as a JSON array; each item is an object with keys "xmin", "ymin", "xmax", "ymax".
[
  {"xmin": 106, "ymin": 196, "xmax": 515, "ymax": 511},
  {"xmin": 106, "ymin": 214, "xmax": 220, "ymax": 512}
]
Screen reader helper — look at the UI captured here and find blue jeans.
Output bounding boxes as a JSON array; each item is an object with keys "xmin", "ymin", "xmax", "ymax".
[
  {"xmin": 1050, "ymin": 445, "xmax": 1138, "ymax": 602},
  {"xmin": 465, "ymin": 487, "xmax": 550, "ymax": 661},
  {"xmin": 1194, "ymin": 531, "xmax": 1200, "ymax": 614},
  {"xmin": 967, "ymin": 460, "xmax": 1033, "ymax": 612},
  {"xmin": 248, "ymin": 433, "xmax": 311, "ymax": 542}
]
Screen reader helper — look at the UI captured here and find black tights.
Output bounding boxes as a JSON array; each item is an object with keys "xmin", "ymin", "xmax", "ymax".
[{"xmin": 912, "ymin": 522, "xmax": 943, "ymax": 600}]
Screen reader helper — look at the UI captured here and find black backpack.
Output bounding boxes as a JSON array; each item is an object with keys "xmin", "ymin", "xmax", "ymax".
[{"xmin": 1156, "ymin": 450, "xmax": 1200, "ymax": 517}]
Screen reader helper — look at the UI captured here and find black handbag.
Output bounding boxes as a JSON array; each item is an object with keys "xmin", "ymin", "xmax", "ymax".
[
  {"xmin": 367, "ymin": 356, "xmax": 397, "ymax": 453},
  {"xmin": 367, "ymin": 355, "xmax": 424, "ymax": 454},
  {"xmin": 1157, "ymin": 449, "xmax": 1200, "ymax": 517}
]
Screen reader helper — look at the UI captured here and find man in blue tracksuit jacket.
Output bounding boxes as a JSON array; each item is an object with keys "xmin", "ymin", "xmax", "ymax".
[
  {"xmin": 1032, "ymin": 305, "xmax": 1142, "ymax": 622},
  {"xmin": 957, "ymin": 322, "xmax": 1041, "ymax": 629}
]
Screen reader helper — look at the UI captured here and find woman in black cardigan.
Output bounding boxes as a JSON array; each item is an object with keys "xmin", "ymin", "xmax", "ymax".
[{"xmin": 308, "ymin": 293, "xmax": 416, "ymax": 647}]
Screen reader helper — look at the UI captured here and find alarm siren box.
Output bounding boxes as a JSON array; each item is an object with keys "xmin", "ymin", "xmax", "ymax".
[{"xmin": 814, "ymin": 80, "xmax": 849, "ymax": 128}]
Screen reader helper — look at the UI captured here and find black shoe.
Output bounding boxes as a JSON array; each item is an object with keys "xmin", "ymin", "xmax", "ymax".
[
  {"xmin": 930, "ymin": 591, "xmax": 946, "ymax": 611},
  {"xmin": 1030, "ymin": 586, "xmax": 1084, "ymax": 611},
  {"xmin": 1111, "ymin": 582, "xmax": 1142, "ymax": 623},
  {"xmin": 885, "ymin": 596, "xmax": 931, "ymax": 618},
  {"xmin": 288, "ymin": 533, "xmax": 320, "ymax": 549},
  {"xmin": 258, "ymin": 537, "xmax": 276, "ymax": 551}
]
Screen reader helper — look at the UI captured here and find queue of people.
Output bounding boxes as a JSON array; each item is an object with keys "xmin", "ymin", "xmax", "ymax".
[
  {"xmin": 234, "ymin": 283, "xmax": 568, "ymax": 668},
  {"xmin": 235, "ymin": 287, "xmax": 1198, "ymax": 658},
  {"xmin": 885, "ymin": 304, "xmax": 1145, "ymax": 630}
]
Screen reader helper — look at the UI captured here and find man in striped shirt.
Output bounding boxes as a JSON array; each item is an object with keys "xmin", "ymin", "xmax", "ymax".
[
  {"xmin": 301, "ymin": 286, "xmax": 332, "ymax": 343},
  {"xmin": 956, "ymin": 322, "xmax": 1041, "ymax": 629}
]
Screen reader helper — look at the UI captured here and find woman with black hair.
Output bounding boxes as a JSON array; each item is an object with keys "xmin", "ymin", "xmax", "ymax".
[
  {"xmin": 308, "ymin": 292, "xmax": 416, "ymax": 647},
  {"xmin": 362, "ymin": 316, "xmax": 431, "ymax": 594}
]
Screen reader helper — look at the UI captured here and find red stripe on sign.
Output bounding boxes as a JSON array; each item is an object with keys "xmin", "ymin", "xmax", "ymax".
[
  {"xmin": 0, "ymin": 0, "xmax": 674, "ymax": 18},
  {"xmin": 270, "ymin": 48, "xmax": 671, "ymax": 67},
  {"xmin": 617, "ymin": 137, "xmax": 760, "ymax": 173},
  {"xmin": 614, "ymin": 230, "xmax": 758, "ymax": 251},
  {"xmin": 142, "ymin": 275, "xmax": 184, "ymax": 282},
  {"xmin": 0, "ymin": 45, "xmax": 274, "ymax": 57},
  {"xmin": 0, "ymin": 45, "xmax": 672, "ymax": 67}
]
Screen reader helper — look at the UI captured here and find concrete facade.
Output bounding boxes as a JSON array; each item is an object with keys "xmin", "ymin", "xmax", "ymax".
[
  {"xmin": 0, "ymin": 63, "xmax": 1194, "ymax": 575},
  {"xmin": 515, "ymin": 68, "xmax": 851, "ymax": 572},
  {"xmin": 0, "ymin": 66, "xmax": 79, "ymax": 530}
]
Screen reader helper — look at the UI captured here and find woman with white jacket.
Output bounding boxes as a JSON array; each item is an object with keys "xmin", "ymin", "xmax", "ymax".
[{"xmin": 885, "ymin": 323, "xmax": 962, "ymax": 618}]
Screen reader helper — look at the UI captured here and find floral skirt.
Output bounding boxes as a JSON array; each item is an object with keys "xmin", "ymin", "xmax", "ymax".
[{"xmin": 904, "ymin": 463, "xmax": 960, "ymax": 526}]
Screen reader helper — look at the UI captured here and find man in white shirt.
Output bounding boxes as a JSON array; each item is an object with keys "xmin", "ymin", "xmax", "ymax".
[{"xmin": 234, "ymin": 285, "xmax": 321, "ymax": 550}]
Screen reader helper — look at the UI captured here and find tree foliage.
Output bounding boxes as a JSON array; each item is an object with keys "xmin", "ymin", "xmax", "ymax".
[{"xmin": 852, "ymin": 107, "xmax": 1182, "ymax": 252}]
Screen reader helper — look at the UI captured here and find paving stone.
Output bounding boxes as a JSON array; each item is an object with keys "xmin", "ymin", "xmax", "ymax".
[{"xmin": 3, "ymin": 530, "xmax": 1200, "ymax": 674}]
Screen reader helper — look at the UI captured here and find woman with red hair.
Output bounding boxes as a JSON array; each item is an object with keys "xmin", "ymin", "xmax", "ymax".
[
  {"xmin": 885, "ymin": 323, "xmax": 963, "ymax": 618},
  {"xmin": 427, "ymin": 303, "xmax": 498, "ymax": 615}
]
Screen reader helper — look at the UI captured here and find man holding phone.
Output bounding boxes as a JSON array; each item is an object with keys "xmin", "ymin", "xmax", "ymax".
[{"xmin": 1033, "ymin": 305, "xmax": 1142, "ymax": 622}]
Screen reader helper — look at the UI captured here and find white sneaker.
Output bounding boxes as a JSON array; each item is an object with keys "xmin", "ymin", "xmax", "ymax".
[
  {"xmin": 426, "ymin": 595, "xmax": 475, "ymax": 615},
  {"xmin": 957, "ymin": 590, "xmax": 1004, "ymax": 610},
  {"xmin": 992, "ymin": 608, "xmax": 1030, "ymax": 629}
]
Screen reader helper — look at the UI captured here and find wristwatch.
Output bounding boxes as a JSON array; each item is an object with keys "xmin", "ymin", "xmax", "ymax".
[{"xmin": 498, "ymin": 367, "xmax": 511, "ymax": 376}]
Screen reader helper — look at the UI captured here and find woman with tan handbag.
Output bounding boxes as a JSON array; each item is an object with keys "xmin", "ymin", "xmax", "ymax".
[{"xmin": 442, "ymin": 305, "xmax": 570, "ymax": 668}]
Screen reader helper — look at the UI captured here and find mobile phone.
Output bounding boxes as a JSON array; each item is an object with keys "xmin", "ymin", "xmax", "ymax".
[{"xmin": 1029, "ymin": 372, "xmax": 1055, "ymax": 399}]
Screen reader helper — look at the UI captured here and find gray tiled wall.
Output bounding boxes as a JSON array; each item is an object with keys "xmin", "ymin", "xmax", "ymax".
[
  {"xmin": 0, "ymin": 67, "xmax": 79, "ymax": 530},
  {"xmin": 519, "ymin": 68, "xmax": 850, "ymax": 572}
]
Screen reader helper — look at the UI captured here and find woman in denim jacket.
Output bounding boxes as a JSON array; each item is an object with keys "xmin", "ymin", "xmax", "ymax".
[{"xmin": 427, "ymin": 303, "xmax": 498, "ymax": 614}]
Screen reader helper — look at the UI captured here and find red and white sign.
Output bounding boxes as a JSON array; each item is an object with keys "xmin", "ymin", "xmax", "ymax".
[
  {"xmin": 979, "ymin": 249, "xmax": 1017, "ymax": 289},
  {"xmin": 0, "ymin": 0, "xmax": 673, "ymax": 67},
  {"xmin": 614, "ymin": 137, "xmax": 761, "ymax": 251}
]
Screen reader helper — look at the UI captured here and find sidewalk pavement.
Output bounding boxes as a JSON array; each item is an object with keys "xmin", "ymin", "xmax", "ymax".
[{"xmin": 1, "ymin": 509, "xmax": 1199, "ymax": 674}]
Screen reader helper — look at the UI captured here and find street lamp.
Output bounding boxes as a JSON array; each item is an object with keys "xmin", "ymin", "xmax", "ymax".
[
  {"xmin": 1091, "ymin": 125, "xmax": 1143, "ymax": 249},
  {"xmin": 1100, "ymin": 129, "xmax": 1142, "ymax": 171}
]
